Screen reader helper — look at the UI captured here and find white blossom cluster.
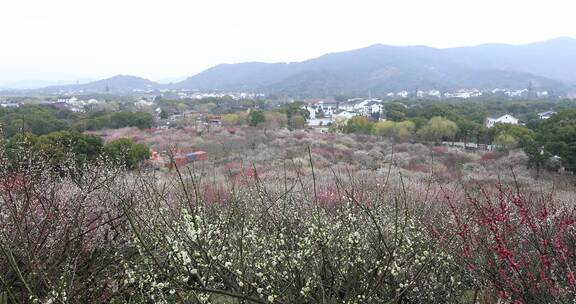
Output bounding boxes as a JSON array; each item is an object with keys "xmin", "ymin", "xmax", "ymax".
[{"xmin": 114, "ymin": 175, "xmax": 471, "ymax": 303}]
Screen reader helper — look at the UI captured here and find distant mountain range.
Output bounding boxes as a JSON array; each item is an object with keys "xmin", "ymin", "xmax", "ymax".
[
  {"xmin": 41, "ymin": 75, "xmax": 158, "ymax": 93},
  {"xmin": 0, "ymin": 78, "xmax": 96, "ymax": 90},
  {"xmin": 6, "ymin": 37, "xmax": 576, "ymax": 97}
]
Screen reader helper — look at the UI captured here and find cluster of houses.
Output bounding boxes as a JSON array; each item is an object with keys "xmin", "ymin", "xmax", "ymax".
[
  {"xmin": 1, "ymin": 97, "xmax": 106, "ymax": 112},
  {"xmin": 50, "ymin": 96, "xmax": 104, "ymax": 112},
  {"xmin": 443, "ymin": 89, "xmax": 483, "ymax": 99},
  {"xmin": 174, "ymin": 91, "xmax": 265, "ymax": 100},
  {"xmin": 303, "ymin": 98, "xmax": 386, "ymax": 127},
  {"xmin": 0, "ymin": 102, "xmax": 20, "ymax": 108},
  {"xmin": 378, "ymin": 88, "xmax": 552, "ymax": 100},
  {"xmin": 339, "ymin": 98, "xmax": 384, "ymax": 115},
  {"xmin": 491, "ymin": 88, "xmax": 550, "ymax": 98},
  {"xmin": 134, "ymin": 99, "xmax": 155, "ymax": 109}
]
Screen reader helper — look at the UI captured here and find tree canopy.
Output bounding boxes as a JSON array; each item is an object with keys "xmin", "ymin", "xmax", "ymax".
[
  {"xmin": 417, "ymin": 117, "xmax": 459, "ymax": 143},
  {"xmin": 104, "ymin": 138, "xmax": 150, "ymax": 169},
  {"xmin": 344, "ymin": 116, "xmax": 373, "ymax": 134},
  {"xmin": 372, "ymin": 120, "xmax": 415, "ymax": 141},
  {"xmin": 2, "ymin": 131, "xmax": 148, "ymax": 172},
  {"xmin": 538, "ymin": 109, "xmax": 576, "ymax": 171}
]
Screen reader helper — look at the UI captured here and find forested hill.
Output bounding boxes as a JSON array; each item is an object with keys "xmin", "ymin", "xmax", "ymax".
[
  {"xmin": 175, "ymin": 37, "xmax": 575, "ymax": 96},
  {"xmin": 37, "ymin": 75, "xmax": 161, "ymax": 94}
]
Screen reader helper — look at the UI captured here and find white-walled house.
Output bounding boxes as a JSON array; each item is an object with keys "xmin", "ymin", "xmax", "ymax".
[
  {"xmin": 304, "ymin": 102, "xmax": 338, "ymax": 127},
  {"xmin": 305, "ymin": 106, "xmax": 317, "ymax": 119},
  {"xmin": 339, "ymin": 98, "xmax": 382, "ymax": 116},
  {"xmin": 304, "ymin": 99, "xmax": 379, "ymax": 126},
  {"xmin": 486, "ymin": 114, "xmax": 519, "ymax": 128},
  {"xmin": 370, "ymin": 103, "xmax": 383, "ymax": 115},
  {"xmin": 57, "ymin": 97, "xmax": 78, "ymax": 104},
  {"xmin": 304, "ymin": 103, "xmax": 337, "ymax": 119},
  {"xmin": 538, "ymin": 110, "xmax": 556, "ymax": 120},
  {"xmin": 333, "ymin": 111, "xmax": 356, "ymax": 120},
  {"xmin": 135, "ymin": 99, "xmax": 155, "ymax": 109},
  {"xmin": 397, "ymin": 91, "xmax": 409, "ymax": 98}
]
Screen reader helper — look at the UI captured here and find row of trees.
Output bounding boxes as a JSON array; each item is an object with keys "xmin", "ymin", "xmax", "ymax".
[
  {"xmin": 223, "ymin": 107, "xmax": 309, "ymax": 130},
  {"xmin": 0, "ymin": 105, "xmax": 77, "ymax": 137},
  {"xmin": 0, "ymin": 104, "xmax": 154, "ymax": 137},
  {"xmin": 380, "ymin": 99, "xmax": 576, "ymax": 145},
  {"xmin": 342, "ymin": 116, "xmax": 537, "ymax": 150},
  {"xmin": 387, "ymin": 98, "xmax": 574, "ymax": 123},
  {"xmin": 338, "ymin": 111, "xmax": 576, "ymax": 172},
  {"xmin": 339, "ymin": 116, "xmax": 459, "ymax": 143},
  {"xmin": 3, "ymin": 131, "xmax": 149, "ymax": 172},
  {"xmin": 155, "ymin": 96, "xmax": 268, "ymax": 117},
  {"xmin": 73, "ymin": 111, "xmax": 154, "ymax": 131}
]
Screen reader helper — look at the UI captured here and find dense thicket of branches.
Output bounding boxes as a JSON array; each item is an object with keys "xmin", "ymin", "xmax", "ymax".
[{"xmin": 0, "ymin": 145, "xmax": 575, "ymax": 303}]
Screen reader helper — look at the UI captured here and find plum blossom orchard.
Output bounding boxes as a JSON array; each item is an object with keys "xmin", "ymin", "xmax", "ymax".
[{"xmin": 0, "ymin": 128, "xmax": 575, "ymax": 303}]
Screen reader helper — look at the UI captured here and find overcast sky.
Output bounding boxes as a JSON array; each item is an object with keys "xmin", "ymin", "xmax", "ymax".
[{"xmin": 0, "ymin": 0, "xmax": 574, "ymax": 84}]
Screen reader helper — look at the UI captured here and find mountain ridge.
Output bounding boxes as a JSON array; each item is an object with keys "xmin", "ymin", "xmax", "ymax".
[
  {"xmin": 7, "ymin": 37, "xmax": 576, "ymax": 96},
  {"xmin": 37, "ymin": 75, "xmax": 159, "ymax": 94},
  {"xmin": 174, "ymin": 37, "xmax": 575, "ymax": 96}
]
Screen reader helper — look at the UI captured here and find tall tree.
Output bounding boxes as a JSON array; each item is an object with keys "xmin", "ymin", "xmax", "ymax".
[
  {"xmin": 538, "ymin": 109, "xmax": 576, "ymax": 171},
  {"xmin": 417, "ymin": 117, "xmax": 458, "ymax": 143}
]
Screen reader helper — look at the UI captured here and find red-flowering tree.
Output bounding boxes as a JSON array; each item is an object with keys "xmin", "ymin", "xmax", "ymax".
[{"xmin": 436, "ymin": 182, "xmax": 576, "ymax": 302}]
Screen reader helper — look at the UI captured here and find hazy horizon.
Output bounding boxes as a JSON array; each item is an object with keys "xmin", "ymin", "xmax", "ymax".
[{"xmin": 1, "ymin": 0, "xmax": 575, "ymax": 86}]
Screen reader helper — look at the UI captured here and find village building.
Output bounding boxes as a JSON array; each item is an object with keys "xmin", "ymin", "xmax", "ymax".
[
  {"xmin": 57, "ymin": 96, "xmax": 78, "ymax": 104},
  {"xmin": 134, "ymin": 99, "xmax": 155, "ymax": 109},
  {"xmin": 0, "ymin": 103, "xmax": 20, "ymax": 108},
  {"xmin": 333, "ymin": 111, "xmax": 356, "ymax": 120},
  {"xmin": 485, "ymin": 114, "xmax": 519, "ymax": 128},
  {"xmin": 538, "ymin": 110, "xmax": 556, "ymax": 120}
]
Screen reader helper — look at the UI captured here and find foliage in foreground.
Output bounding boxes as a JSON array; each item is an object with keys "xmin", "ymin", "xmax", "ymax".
[{"xmin": 0, "ymin": 147, "xmax": 574, "ymax": 303}]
